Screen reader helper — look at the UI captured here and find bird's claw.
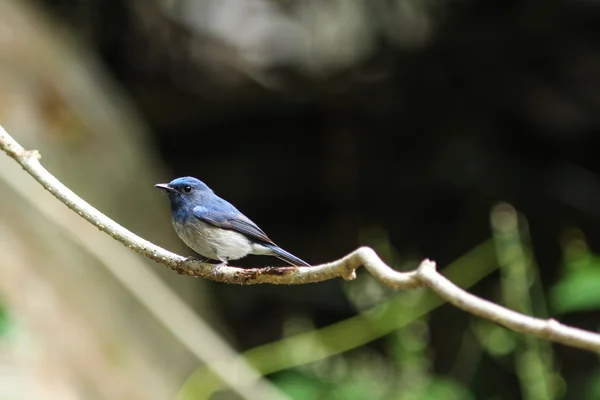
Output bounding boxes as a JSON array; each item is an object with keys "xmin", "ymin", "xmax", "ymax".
[
  {"xmin": 213, "ymin": 261, "xmax": 227, "ymax": 277},
  {"xmin": 182, "ymin": 256, "xmax": 210, "ymax": 263}
]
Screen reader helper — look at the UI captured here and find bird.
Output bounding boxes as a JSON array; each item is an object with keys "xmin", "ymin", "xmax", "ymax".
[{"xmin": 155, "ymin": 176, "xmax": 310, "ymax": 268}]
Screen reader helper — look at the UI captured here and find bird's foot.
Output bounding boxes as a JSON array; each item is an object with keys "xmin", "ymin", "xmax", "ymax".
[
  {"xmin": 213, "ymin": 261, "xmax": 228, "ymax": 277},
  {"xmin": 181, "ymin": 256, "xmax": 210, "ymax": 263},
  {"xmin": 177, "ymin": 256, "xmax": 204, "ymax": 272}
]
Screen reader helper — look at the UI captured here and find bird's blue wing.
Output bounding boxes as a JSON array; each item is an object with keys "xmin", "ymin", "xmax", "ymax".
[{"xmin": 192, "ymin": 205, "xmax": 275, "ymax": 245}]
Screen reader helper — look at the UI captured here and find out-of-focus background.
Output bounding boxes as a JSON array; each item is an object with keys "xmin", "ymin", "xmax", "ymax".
[{"xmin": 1, "ymin": 0, "xmax": 600, "ymax": 399}]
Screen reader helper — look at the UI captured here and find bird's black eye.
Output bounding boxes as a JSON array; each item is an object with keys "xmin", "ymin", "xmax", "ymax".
[{"xmin": 182, "ymin": 185, "xmax": 192, "ymax": 193}]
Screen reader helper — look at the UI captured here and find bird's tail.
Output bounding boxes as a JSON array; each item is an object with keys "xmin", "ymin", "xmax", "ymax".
[{"xmin": 265, "ymin": 244, "xmax": 311, "ymax": 267}]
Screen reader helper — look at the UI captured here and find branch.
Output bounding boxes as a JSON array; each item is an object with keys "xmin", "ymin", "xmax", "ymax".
[{"xmin": 2, "ymin": 125, "xmax": 600, "ymax": 355}]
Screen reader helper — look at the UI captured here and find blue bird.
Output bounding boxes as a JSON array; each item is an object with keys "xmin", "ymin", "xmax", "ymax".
[{"xmin": 155, "ymin": 177, "xmax": 310, "ymax": 267}]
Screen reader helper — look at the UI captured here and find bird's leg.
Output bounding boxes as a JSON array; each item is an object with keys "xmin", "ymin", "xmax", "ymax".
[{"xmin": 213, "ymin": 258, "xmax": 228, "ymax": 277}]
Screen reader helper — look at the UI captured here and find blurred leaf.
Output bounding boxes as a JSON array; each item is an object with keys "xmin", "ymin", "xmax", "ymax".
[
  {"xmin": 472, "ymin": 320, "xmax": 515, "ymax": 357},
  {"xmin": 492, "ymin": 203, "xmax": 557, "ymax": 400},
  {"xmin": 332, "ymin": 377, "xmax": 386, "ymax": 400},
  {"xmin": 586, "ymin": 370, "xmax": 600, "ymax": 400},
  {"xmin": 485, "ymin": 325, "xmax": 515, "ymax": 357},
  {"xmin": 418, "ymin": 378, "xmax": 475, "ymax": 400},
  {"xmin": 274, "ymin": 367, "xmax": 388, "ymax": 400},
  {"xmin": 551, "ymin": 266, "xmax": 600, "ymax": 313},
  {"xmin": 551, "ymin": 233, "xmax": 600, "ymax": 314},
  {"xmin": 274, "ymin": 371, "xmax": 325, "ymax": 400}
]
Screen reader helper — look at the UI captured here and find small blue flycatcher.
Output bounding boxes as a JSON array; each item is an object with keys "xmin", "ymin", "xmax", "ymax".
[{"xmin": 155, "ymin": 177, "xmax": 310, "ymax": 267}]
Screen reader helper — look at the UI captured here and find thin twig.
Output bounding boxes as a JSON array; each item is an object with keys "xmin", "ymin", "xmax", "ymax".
[{"xmin": 1, "ymin": 124, "xmax": 600, "ymax": 358}]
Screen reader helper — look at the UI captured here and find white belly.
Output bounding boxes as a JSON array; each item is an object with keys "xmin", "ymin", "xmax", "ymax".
[{"xmin": 172, "ymin": 219, "xmax": 254, "ymax": 262}]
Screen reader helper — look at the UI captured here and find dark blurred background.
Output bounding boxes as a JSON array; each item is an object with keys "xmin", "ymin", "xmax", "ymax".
[{"xmin": 2, "ymin": 0, "xmax": 600, "ymax": 399}]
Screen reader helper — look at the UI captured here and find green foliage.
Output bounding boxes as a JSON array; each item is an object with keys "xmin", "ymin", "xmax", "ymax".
[
  {"xmin": 586, "ymin": 370, "xmax": 600, "ymax": 400},
  {"xmin": 273, "ymin": 363, "xmax": 475, "ymax": 400},
  {"xmin": 274, "ymin": 371, "xmax": 325, "ymax": 400},
  {"xmin": 272, "ymin": 320, "xmax": 474, "ymax": 400},
  {"xmin": 551, "ymin": 232, "xmax": 600, "ymax": 314},
  {"xmin": 551, "ymin": 267, "xmax": 600, "ymax": 314},
  {"xmin": 0, "ymin": 298, "xmax": 11, "ymax": 337},
  {"xmin": 472, "ymin": 320, "xmax": 516, "ymax": 357},
  {"xmin": 492, "ymin": 203, "xmax": 558, "ymax": 400},
  {"xmin": 414, "ymin": 378, "xmax": 476, "ymax": 400}
]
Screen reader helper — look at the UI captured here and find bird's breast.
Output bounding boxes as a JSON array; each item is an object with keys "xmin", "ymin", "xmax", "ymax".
[{"xmin": 171, "ymin": 217, "xmax": 253, "ymax": 261}]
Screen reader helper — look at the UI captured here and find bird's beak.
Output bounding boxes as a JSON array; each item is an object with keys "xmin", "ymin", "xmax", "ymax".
[{"xmin": 154, "ymin": 183, "xmax": 176, "ymax": 194}]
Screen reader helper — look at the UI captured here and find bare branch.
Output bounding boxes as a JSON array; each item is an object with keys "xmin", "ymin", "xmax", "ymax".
[
  {"xmin": 416, "ymin": 261, "xmax": 600, "ymax": 352},
  {"xmin": 2, "ymin": 124, "xmax": 600, "ymax": 357}
]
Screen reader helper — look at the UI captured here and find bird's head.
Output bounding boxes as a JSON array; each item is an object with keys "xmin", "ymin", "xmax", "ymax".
[{"xmin": 155, "ymin": 176, "xmax": 213, "ymax": 208}]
